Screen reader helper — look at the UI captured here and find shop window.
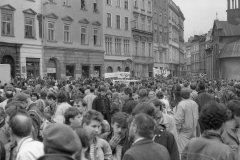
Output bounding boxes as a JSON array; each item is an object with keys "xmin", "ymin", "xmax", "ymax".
[
  {"xmin": 26, "ymin": 58, "xmax": 40, "ymax": 78},
  {"xmin": 82, "ymin": 65, "xmax": 90, "ymax": 77},
  {"xmin": 66, "ymin": 65, "xmax": 75, "ymax": 77}
]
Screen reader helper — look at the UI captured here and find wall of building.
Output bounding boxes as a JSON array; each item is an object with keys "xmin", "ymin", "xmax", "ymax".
[
  {"xmin": 131, "ymin": 0, "xmax": 153, "ymax": 77},
  {"xmin": 42, "ymin": 0, "xmax": 104, "ymax": 78},
  {"xmin": 221, "ymin": 58, "xmax": 240, "ymax": 80},
  {"xmin": 0, "ymin": 0, "xmax": 43, "ymax": 78},
  {"xmin": 103, "ymin": 0, "xmax": 133, "ymax": 72}
]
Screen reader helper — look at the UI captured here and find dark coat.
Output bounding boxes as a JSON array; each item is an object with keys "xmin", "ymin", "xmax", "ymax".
[
  {"xmin": 92, "ymin": 95, "xmax": 111, "ymax": 123},
  {"xmin": 37, "ymin": 154, "xmax": 75, "ymax": 160},
  {"xmin": 122, "ymin": 139, "xmax": 170, "ymax": 160},
  {"xmin": 182, "ymin": 131, "xmax": 237, "ymax": 160},
  {"xmin": 154, "ymin": 127, "xmax": 180, "ymax": 160}
]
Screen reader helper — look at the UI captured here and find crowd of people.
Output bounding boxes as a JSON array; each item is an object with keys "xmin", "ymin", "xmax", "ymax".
[{"xmin": 0, "ymin": 76, "xmax": 240, "ymax": 160}]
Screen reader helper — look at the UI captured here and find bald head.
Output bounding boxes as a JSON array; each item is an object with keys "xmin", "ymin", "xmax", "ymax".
[{"xmin": 9, "ymin": 110, "xmax": 32, "ymax": 138}]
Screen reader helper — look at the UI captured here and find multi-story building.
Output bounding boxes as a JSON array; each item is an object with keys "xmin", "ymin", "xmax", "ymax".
[
  {"xmin": 153, "ymin": 0, "xmax": 169, "ymax": 72},
  {"xmin": 103, "ymin": 0, "xmax": 133, "ymax": 73},
  {"xmin": 0, "ymin": 0, "xmax": 43, "ymax": 78},
  {"xmin": 131, "ymin": 0, "xmax": 154, "ymax": 77},
  {"xmin": 184, "ymin": 42, "xmax": 191, "ymax": 76},
  {"xmin": 42, "ymin": 0, "xmax": 104, "ymax": 79},
  {"xmin": 205, "ymin": 29, "xmax": 214, "ymax": 79},
  {"xmin": 168, "ymin": 0, "xmax": 184, "ymax": 76},
  {"xmin": 178, "ymin": 8, "xmax": 185, "ymax": 76}
]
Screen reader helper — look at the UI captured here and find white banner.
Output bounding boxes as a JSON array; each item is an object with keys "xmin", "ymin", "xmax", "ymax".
[
  {"xmin": 105, "ymin": 72, "xmax": 130, "ymax": 79},
  {"xmin": 153, "ymin": 68, "xmax": 170, "ymax": 77}
]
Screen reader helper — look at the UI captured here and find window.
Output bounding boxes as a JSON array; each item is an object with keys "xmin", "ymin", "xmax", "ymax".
[
  {"xmin": 148, "ymin": 1, "xmax": 151, "ymax": 12},
  {"xmin": 115, "ymin": 37, "xmax": 121, "ymax": 55},
  {"xmin": 125, "ymin": 17, "xmax": 128, "ymax": 30},
  {"xmin": 93, "ymin": 0, "xmax": 98, "ymax": 12},
  {"xmin": 124, "ymin": 0, "xmax": 128, "ymax": 9},
  {"xmin": 142, "ymin": 0, "xmax": 145, "ymax": 10},
  {"xmin": 116, "ymin": 0, "xmax": 120, "ymax": 7},
  {"xmin": 1, "ymin": 13, "xmax": 13, "ymax": 36},
  {"xmin": 147, "ymin": 20, "xmax": 151, "ymax": 32},
  {"xmin": 64, "ymin": 24, "xmax": 70, "ymax": 42},
  {"xmin": 141, "ymin": 18, "xmax": 145, "ymax": 30},
  {"xmin": 135, "ymin": 41, "xmax": 138, "ymax": 55},
  {"xmin": 106, "ymin": 0, "xmax": 111, "ymax": 5},
  {"xmin": 81, "ymin": 26, "xmax": 88, "ymax": 44},
  {"xmin": 134, "ymin": 0, "xmax": 138, "ymax": 8},
  {"xmin": 124, "ymin": 39, "xmax": 130, "ymax": 55},
  {"xmin": 107, "ymin": 13, "xmax": 111, "ymax": 27},
  {"xmin": 63, "ymin": 0, "xmax": 70, "ymax": 6},
  {"xmin": 105, "ymin": 36, "xmax": 112, "ymax": 55},
  {"xmin": 142, "ymin": 42, "xmax": 145, "ymax": 56},
  {"xmin": 66, "ymin": 65, "xmax": 75, "ymax": 77},
  {"xmin": 48, "ymin": 0, "xmax": 55, "ymax": 3},
  {"xmin": 116, "ymin": 15, "xmax": 120, "ymax": 29},
  {"xmin": 133, "ymin": 16, "xmax": 138, "ymax": 29},
  {"xmin": 48, "ymin": 21, "xmax": 55, "ymax": 41},
  {"xmin": 93, "ymin": 28, "xmax": 100, "ymax": 46},
  {"xmin": 148, "ymin": 43, "xmax": 152, "ymax": 57},
  {"xmin": 25, "ymin": 17, "xmax": 35, "ymax": 38},
  {"xmin": 81, "ymin": 0, "xmax": 86, "ymax": 9}
]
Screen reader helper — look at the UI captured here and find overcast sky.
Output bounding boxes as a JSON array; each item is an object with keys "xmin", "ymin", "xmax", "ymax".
[{"xmin": 173, "ymin": 0, "xmax": 227, "ymax": 41}]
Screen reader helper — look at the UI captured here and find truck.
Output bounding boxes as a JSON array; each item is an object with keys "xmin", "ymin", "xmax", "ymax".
[{"xmin": 0, "ymin": 64, "xmax": 11, "ymax": 84}]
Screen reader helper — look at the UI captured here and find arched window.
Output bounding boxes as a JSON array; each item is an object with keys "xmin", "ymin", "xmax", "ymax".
[
  {"xmin": 117, "ymin": 66, "xmax": 121, "ymax": 72},
  {"xmin": 125, "ymin": 67, "xmax": 130, "ymax": 72},
  {"xmin": 107, "ymin": 66, "xmax": 113, "ymax": 73}
]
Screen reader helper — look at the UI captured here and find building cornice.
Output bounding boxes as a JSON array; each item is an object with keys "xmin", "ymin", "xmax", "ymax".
[
  {"xmin": 0, "ymin": 4, "xmax": 16, "ymax": 11},
  {"xmin": 43, "ymin": 45, "xmax": 105, "ymax": 53},
  {"xmin": 23, "ymin": 8, "xmax": 37, "ymax": 15},
  {"xmin": 61, "ymin": 16, "xmax": 74, "ymax": 22}
]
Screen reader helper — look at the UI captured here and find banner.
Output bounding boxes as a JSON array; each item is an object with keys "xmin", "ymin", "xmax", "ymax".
[
  {"xmin": 105, "ymin": 72, "xmax": 130, "ymax": 79},
  {"xmin": 153, "ymin": 68, "xmax": 170, "ymax": 78}
]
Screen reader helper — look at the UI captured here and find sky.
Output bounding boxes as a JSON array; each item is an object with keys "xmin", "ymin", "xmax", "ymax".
[{"xmin": 173, "ymin": 0, "xmax": 227, "ymax": 41}]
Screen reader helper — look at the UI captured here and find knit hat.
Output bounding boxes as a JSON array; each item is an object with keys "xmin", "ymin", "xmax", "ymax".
[{"xmin": 43, "ymin": 123, "xmax": 82, "ymax": 155}]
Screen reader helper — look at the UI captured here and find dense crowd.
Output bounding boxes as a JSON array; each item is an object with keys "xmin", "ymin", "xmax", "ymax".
[{"xmin": 0, "ymin": 77, "xmax": 240, "ymax": 160}]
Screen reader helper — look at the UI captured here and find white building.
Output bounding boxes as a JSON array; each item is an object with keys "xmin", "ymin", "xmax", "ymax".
[
  {"xmin": 103, "ymin": 0, "xmax": 133, "ymax": 73},
  {"xmin": 0, "ymin": 0, "xmax": 43, "ymax": 78}
]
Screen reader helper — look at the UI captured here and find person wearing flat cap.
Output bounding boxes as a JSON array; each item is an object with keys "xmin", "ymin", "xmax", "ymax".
[{"xmin": 37, "ymin": 123, "xmax": 82, "ymax": 160}]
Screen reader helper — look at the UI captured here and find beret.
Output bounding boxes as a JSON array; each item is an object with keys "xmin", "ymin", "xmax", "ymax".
[{"xmin": 43, "ymin": 123, "xmax": 82, "ymax": 154}]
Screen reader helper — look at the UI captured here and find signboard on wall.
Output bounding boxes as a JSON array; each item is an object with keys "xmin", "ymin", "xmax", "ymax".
[{"xmin": 47, "ymin": 68, "xmax": 56, "ymax": 73}]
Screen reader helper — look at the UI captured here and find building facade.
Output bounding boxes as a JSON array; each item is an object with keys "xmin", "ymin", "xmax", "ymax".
[
  {"xmin": 131, "ymin": 0, "xmax": 154, "ymax": 78},
  {"xmin": 152, "ymin": 0, "xmax": 169, "ymax": 72},
  {"xmin": 168, "ymin": 0, "xmax": 184, "ymax": 77},
  {"xmin": 207, "ymin": 0, "xmax": 240, "ymax": 80},
  {"xmin": 42, "ymin": 0, "xmax": 104, "ymax": 79},
  {"xmin": 178, "ymin": 8, "xmax": 185, "ymax": 76},
  {"xmin": 0, "ymin": 0, "xmax": 43, "ymax": 78},
  {"xmin": 103, "ymin": 0, "xmax": 133, "ymax": 73}
]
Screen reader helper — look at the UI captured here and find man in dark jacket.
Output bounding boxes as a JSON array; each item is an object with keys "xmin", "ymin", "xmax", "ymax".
[
  {"xmin": 92, "ymin": 86, "xmax": 111, "ymax": 123},
  {"xmin": 123, "ymin": 113, "xmax": 170, "ymax": 160}
]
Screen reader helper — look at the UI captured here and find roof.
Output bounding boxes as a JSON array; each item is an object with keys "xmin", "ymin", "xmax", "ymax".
[
  {"xmin": 220, "ymin": 40, "xmax": 240, "ymax": 58},
  {"xmin": 214, "ymin": 20, "xmax": 240, "ymax": 36}
]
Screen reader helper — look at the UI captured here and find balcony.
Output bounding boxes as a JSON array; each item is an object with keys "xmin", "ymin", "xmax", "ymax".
[{"xmin": 131, "ymin": 20, "xmax": 153, "ymax": 35}]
